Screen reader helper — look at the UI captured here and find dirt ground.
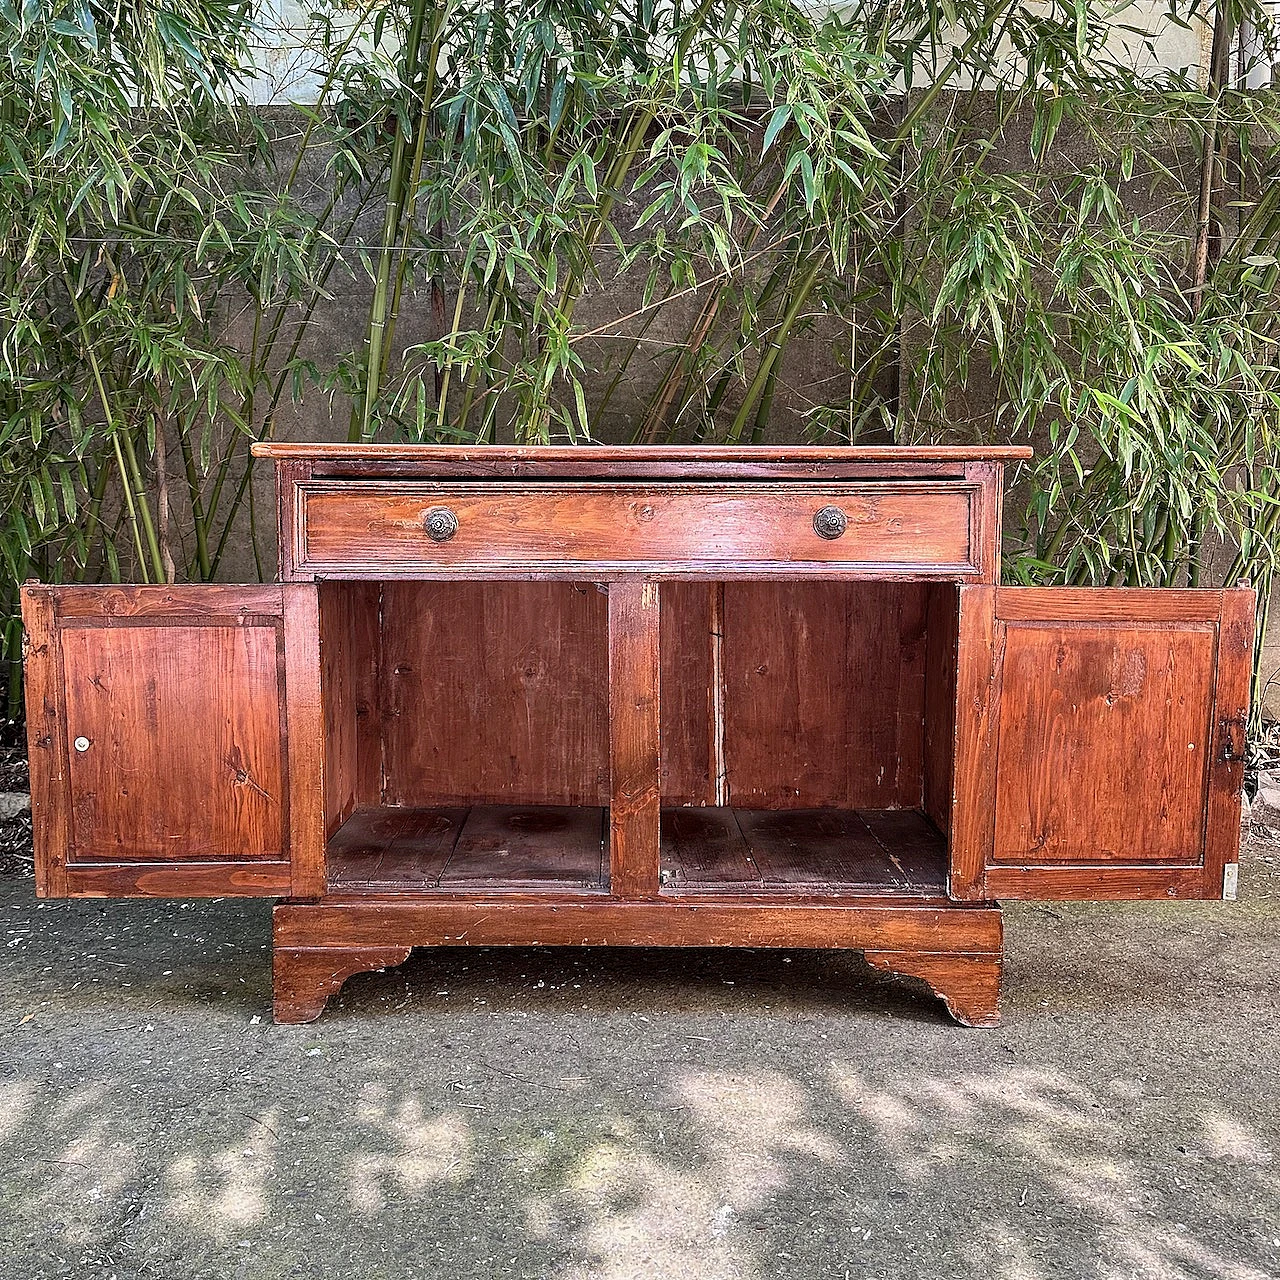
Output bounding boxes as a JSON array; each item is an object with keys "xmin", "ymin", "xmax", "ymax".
[{"xmin": 0, "ymin": 797, "xmax": 1277, "ymax": 1280}]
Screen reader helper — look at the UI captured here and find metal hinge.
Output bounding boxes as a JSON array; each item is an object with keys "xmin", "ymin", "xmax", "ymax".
[{"xmin": 1223, "ymin": 864, "xmax": 1239, "ymax": 901}]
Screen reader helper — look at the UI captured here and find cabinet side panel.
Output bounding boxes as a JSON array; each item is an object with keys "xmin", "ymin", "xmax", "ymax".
[
  {"xmin": 319, "ymin": 582, "xmax": 382, "ymax": 836},
  {"xmin": 381, "ymin": 582, "xmax": 609, "ymax": 807},
  {"xmin": 722, "ymin": 582, "xmax": 928, "ymax": 809},
  {"xmin": 923, "ymin": 584, "xmax": 959, "ymax": 834},
  {"xmin": 21, "ymin": 588, "xmax": 69, "ymax": 897}
]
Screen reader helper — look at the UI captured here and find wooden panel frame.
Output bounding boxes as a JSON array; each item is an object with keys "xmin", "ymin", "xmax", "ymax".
[
  {"xmin": 950, "ymin": 585, "xmax": 1255, "ymax": 901},
  {"xmin": 21, "ymin": 583, "xmax": 322, "ymax": 899}
]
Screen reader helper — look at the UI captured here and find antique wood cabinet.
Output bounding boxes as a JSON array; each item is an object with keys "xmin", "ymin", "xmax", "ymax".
[{"xmin": 21, "ymin": 445, "xmax": 1256, "ymax": 1025}]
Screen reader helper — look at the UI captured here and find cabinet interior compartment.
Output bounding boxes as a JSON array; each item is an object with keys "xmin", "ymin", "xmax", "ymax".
[
  {"xmin": 319, "ymin": 580, "xmax": 611, "ymax": 893},
  {"xmin": 318, "ymin": 579, "xmax": 958, "ymax": 897},
  {"xmin": 658, "ymin": 581, "xmax": 956, "ymax": 896}
]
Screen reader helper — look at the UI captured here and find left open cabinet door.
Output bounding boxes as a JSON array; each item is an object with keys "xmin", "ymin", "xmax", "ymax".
[{"xmin": 22, "ymin": 584, "xmax": 324, "ymax": 899}]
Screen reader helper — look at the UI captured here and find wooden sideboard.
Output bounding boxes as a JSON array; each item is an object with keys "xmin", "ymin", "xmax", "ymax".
[{"xmin": 21, "ymin": 445, "xmax": 1255, "ymax": 1025}]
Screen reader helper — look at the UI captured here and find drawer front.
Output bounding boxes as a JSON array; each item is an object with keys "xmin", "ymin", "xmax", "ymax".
[{"xmin": 292, "ymin": 482, "xmax": 980, "ymax": 578}]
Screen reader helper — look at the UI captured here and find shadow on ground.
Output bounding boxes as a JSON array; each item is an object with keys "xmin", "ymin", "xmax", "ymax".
[{"xmin": 1, "ymin": 829, "xmax": 1279, "ymax": 1279}]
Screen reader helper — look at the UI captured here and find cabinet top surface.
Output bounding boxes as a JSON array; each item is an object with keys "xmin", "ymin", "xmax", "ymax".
[{"xmin": 253, "ymin": 443, "xmax": 1032, "ymax": 464}]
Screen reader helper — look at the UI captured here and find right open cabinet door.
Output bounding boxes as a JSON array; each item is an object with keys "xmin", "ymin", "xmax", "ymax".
[{"xmin": 950, "ymin": 586, "xmax": 1255, "ymax": 901}]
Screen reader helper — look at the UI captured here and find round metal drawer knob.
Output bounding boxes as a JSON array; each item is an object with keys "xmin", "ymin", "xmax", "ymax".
[
  {"xmin": 813, "ymin": 505, "xmax": 848, "ymax": 540},
  {"xmin": 73, "ymin": 736, "xmax": 91, "ymax": 752},
  {"xmin": 424, "ymin": 506, "xmax": 459, "ymax": 542}
]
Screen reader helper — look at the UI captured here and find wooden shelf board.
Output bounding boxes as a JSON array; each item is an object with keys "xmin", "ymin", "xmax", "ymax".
[
  {"xmin": 328, "ymin": 803, "xmax": 947, "ymax": 897},
  {"xmin": 661, "ymin": 806, "xmax": 946, "ymax": 896}
]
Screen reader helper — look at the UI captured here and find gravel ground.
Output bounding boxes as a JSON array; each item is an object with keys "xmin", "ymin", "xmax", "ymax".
[{"xmin": 0, "ymin": 778, "xmax": 1277, "ymax": 1280}]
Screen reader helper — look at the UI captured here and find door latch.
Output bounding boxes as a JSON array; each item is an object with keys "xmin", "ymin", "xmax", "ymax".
[{"xmin": 1218, "ymin": 713, "xmax": 1247, "ymax": 765}]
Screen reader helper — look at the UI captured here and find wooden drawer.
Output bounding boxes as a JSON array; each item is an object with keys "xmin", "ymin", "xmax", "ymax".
[{"xmin": 289, "ymin": 481, "xmax": 982, "ymax": 579}]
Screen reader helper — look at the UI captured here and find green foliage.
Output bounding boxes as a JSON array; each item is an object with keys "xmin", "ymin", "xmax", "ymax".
[
  {"xmin": 0, "ymin": 0, "xmax": 335, "ymax": 715},
  {"xmin": 5, "ymin": 0, "xmax": 1280, "ymax": 723}
]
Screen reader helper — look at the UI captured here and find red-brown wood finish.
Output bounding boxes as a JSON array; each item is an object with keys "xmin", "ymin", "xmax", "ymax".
[
  {"xmin": 291, "ymin": 481, "xmax": 983, "ymax": 580},
  {"xmin": 23, "ymin": 445, "xmax": 1254, "ymax": 1029},
  {"xmin": 380, "ymin": 582, "xmax": 609, "ymax": 808},
  {"xmin": 950, "ymin": 586, "xmax": 1256, "ymax": 901},
  {"xmin": 608, "ymin": 580, "xmax": 662, "ymax": 898},
  {"xmin": 21, "ymin": 584, "xmax": 312, "ymax": 898},
  {"xmin": 270, "ymin": 896, "xmax": 1004, "ymax": 1024},
  {"xmin": 253, "ymin": 442, "xmax": 1033, "ymax": 468},
  {"xmin": 722, "ymin": 582, "xmax": 929, "ymax": 809}
]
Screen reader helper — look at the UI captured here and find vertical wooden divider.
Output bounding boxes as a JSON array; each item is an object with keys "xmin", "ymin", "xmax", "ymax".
[
  {"xmin": 283, "ymin": 584, "xmax": 327, "ymax": 898},
  {"xmin": 608, "ymin": 580, "xmax": 662, "ymax": 898}
]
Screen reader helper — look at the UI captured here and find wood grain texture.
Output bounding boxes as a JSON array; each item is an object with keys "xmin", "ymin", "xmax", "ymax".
[
  {"xmin": 295, "ymin": 481, "xmax": 978, "ymax": 579},
  {"xmin": 658, "ymin": 582, "xmax": 717, "ymax": 805},
  {"xmin": 1202, "ymin": 588, "xmax": 1256, "ymax": 896},
  {"xmin": 48, "ymin": 583, "xmax": 284, "ymax": 620},
  {"xmin": 995, "ymin": 587, "xmax": 1227, "ymax": 622},
  {"xmin": 273, "ymin": 945, "xmax": 413, "ymax": 1023},
  {"xmin": 381, "ymin": 581, "xmax": 609, "ymax": 807},
  {"xmin": 21, "ymin": 586, "xmax": 69, "ymax": 897},
  {"xmin": 343, "ymin": 580, "xmax": 948, "ymax": 817},
  {"xmin": 951, "ymin": 585, "xmax": 1253, "ymax": 901},
  {"xmin": 660, "ymin": 807, "xmax": 757, "ymax": 886},
  {"xmin": 661, "ymin": 807, "xmax": 947, "ymax": 895},
  {"xmin": 608, "ymin": 581, "xmax": 662, "ymax": 898},
  {"xmin": 723, "ymin": 582, "xmax": 929, "ymax": 809},
  {"xmin": 993, "ymin": 617, "xmax": 1215, "ymax": 864},
  {"xmin": 734, "ymin": 808, "xmax": 946, "ymax": 892},
  {"xmin": 275, "ymin": 458, "xmax": 311, "ymax": 582},
  {"xmin": 983, "ymin": 865, "xmax": 1213, "ymax": 899},
  {"xmin": 327, "ymin": 805, "xmax": 467, "ymax": 890},
  {"xmin": 863, "ymin": 951, "xmax": 1002, "ymax": 1027},
  {"xmin": 283, "ymin": 585, "xmax": 326, "ymax": 898},
  {"xmin": 441, "ymin": 805, "xmax": 605, "ymax": 889},
  {"xmin": 62, "ymin": 618, "xmax": 285, "ymax": 862},
  {"xmin": 62, "ymin": 860, "xmax": 293, "ymax": 897},
  {"xmin": 949, "ymin": 586, "xmax": 999, "ymax": 901},
  {"xmin": 23, "ymin": 584, "xmax": 300, "ymax": 899},
  {"xmin": 922, "ymin": 583, "xmax": 959, "ymax": 834},
  {"xmin": 273, "ymin": 896, "xmax": 1004, "ymax": 953},
  {"xmin": 963, "ymin": 461, "xmax": 1003, "ymax": 584},
  {"xmin": 318, "ymin": 582, "xmax": 381, "ymax": 837},
  {"xmin": 254, "ymin": 442, "xmax": 1034, "ymax": 464}
]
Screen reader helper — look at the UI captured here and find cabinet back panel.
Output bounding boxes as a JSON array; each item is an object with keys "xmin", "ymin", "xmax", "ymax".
[
  {"xmin": 722, "ymin": 583, "xmax": 928, "ymax": 809},
  {"xmin": 381, "ymin": 582, "xmax": 611, "ymax": 807},
  {"xmin": 368, "ymin": 581, "xmax": 939, "ymax": 810}
]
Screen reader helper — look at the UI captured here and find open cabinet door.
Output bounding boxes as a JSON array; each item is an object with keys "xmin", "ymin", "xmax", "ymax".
[
  {"xmin": 951, "ymin": 587, "xmax": 1254, "ymax": 901},
  {"xmin": 22, "ymin": 584, "xmax": 323, "ymax": 899}
]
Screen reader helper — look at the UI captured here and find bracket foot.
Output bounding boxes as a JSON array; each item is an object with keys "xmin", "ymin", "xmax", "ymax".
[
  {"xmin": 864, "ymin": 950, "xmax": 1002, "ymax": 1027},
  {"xmin": 273, "ymin": 946, "xmax": 413, "ymax": 1024}
]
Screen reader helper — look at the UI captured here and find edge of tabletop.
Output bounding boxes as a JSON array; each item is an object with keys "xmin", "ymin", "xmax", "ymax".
[{"xmin": 249, "ymin": 443, "xmax": 1035, "ymax": 462}]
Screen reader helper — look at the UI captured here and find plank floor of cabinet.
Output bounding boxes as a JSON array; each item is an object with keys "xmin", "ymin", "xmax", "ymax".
[{"xmin": 327, "ymin": 803, "xmax": 947, "ymax": 897}]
